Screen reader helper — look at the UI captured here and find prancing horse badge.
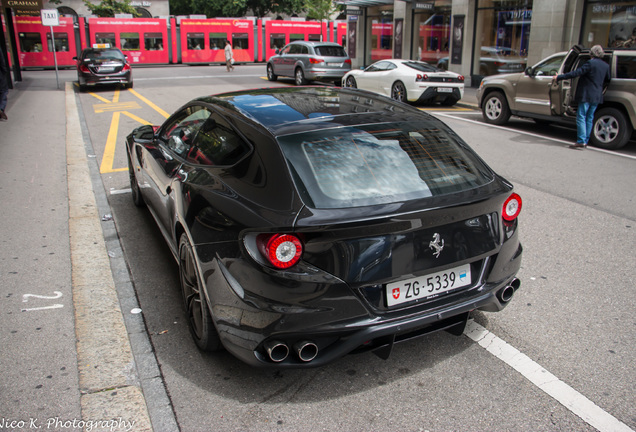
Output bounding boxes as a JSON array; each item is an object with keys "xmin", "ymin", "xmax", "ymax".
[{"xmin": 429, "ymin": 233, "xmax": 444, "ymax": 258}]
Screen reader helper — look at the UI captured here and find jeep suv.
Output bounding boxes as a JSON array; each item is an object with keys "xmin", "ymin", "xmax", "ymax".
[{"xmin": 476, "ymin": 46, "xmax": 636, "ymax": 149}]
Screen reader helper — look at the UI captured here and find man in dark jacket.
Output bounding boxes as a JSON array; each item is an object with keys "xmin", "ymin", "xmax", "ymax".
[
  {"xmin": 553, "ymin": 45, "xmax": 611, "ymax": 149},
  {"xmin": 0, "ymin": 46, "xmax": 9, "ymax": 121}
]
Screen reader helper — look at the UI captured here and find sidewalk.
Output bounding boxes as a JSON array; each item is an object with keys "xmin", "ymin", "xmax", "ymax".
[{"xmin": 0, "ymin": 73, "xmax": 170, "ymax": 431}]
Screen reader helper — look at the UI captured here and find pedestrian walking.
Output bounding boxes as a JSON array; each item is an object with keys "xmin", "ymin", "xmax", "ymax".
[
  {"xmin": 0, "ymin": 46, "xmax": 9, "ymax": 121},
  {"xmin": 224, "ymin": 40, "xmax": 234, "ymax": 72},
  {"xmin": 553, "ymin": 45, "xmax": 610, "ymax": 149}
]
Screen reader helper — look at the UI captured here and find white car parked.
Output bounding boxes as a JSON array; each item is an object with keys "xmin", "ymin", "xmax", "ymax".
[{"xmin": 342, "ymin": 59, "xmax": 464, "ymax": 105}]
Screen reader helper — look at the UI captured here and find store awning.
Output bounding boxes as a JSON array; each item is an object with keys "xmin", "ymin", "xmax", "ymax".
[{"xmin": 335, "ymin": 0, "xmax": 395, "ymax": 7}]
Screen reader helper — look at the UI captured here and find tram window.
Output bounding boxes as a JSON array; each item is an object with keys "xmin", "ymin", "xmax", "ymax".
[
  {"xmin": 270, "ymin": 34, "xmax": 285, "ymax": 50},
  {"xmin": 187, "ymin": 33, "xmax": 205, "ymax": 50},
  {"xmin": 19, "ymin": 32, "xmax": 43, "ymax": 53},
  {"xmin": 47, "ymin": 32, "xmax": 69, "ymax": 52},
  {"xmin": 95, "ymin": 33, "xmax": 116, "ymax": 47},
  {"xmin": 121, "ymin": 32, "xmax": 140, "ymax": 51},
  {"xmin": 290, "ymin": 33, "xmax": 304, "ymax": 42},
  {"xmin": 232, "ymin": 33, "xmax": 249, "ymax": 50},
  {"xmin": 145, "ymin": 33, "xmax": 164, "ymax": 51},
  {"xmin": 308, "ymin": 34, "xmax": 321, "ymax": 41},
  {"xmin": 210, "ymin": 33, "xmax": 226, "ymax": 50}
]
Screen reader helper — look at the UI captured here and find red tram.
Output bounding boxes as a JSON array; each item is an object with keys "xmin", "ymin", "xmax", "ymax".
[
  {"xmin": 14, "ymin": 16, "xmax": 78, "ymax": 68},
  {"xmin": 178, "ymin": 18, "xmax": 255, "ymax": 64},
  {"xmin": 371, "ymin": 22, "xmax": 393, "ymax": 61},
  {"xmin": 263, "ymin": 20, "xmax": 327, "ymax": 60},
  {"xmin": 86, "ymin": 17, "xmax": 170, "ymax": 65}
]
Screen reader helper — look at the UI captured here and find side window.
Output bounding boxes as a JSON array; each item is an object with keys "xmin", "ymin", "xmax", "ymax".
[
  {"xmin": 616, "ymin": 56, "xmax": 636, "ymax": 79},
  {"xmin": 160, "ymin": 106, "xmax": 211, "ymax": 158},
  {"xmin": 534, "ymin": 55, "xmax": 565, "ymax": 76},
  {"xmin": 301, "ymin": 45, "xmax": 309, "ymax": 54},
  {"xmin": 281, "ymin": 45, "xmax": 291, "ymax": 55},
  {"xmin": 189, "ymin": 114, "xmax": 249, "ymax": 166},
  {"xmin": 289, "ymin": 44, "xmax": 302, "ymax": 55}
]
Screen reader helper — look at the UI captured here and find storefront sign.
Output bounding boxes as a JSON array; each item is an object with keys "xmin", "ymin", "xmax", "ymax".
[
  {"xmin": 348, "ymin": 18, "xmax": 357, "ymax": 59},
  {"xmin": 346, "ymin": 9, "xmax": 363, "ymax": 16},
  {"xmin": 414, "ymin": 2, "xmax": 434, "ymax": 11},
  {"xmin": 3, "ymin": 0, "xmax": 43, "ymax": 17},
  {"xmin": 451, "ymin": 15, "xmax": 464, "ymax": 65}
]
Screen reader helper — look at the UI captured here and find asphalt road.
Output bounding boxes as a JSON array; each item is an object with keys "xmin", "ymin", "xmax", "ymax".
[{"xmin": 7, "ymin": 64, "xmax": 636, "ymax": 432}]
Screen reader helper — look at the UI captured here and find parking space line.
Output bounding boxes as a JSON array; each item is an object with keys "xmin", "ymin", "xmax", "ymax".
[
  {"xmin": 465, "ymin": 321, "xmax": 634, "ymax": 432},
  {"xmin": 436, "ymin": 113, "xmax": 636, "ymax": 160}
]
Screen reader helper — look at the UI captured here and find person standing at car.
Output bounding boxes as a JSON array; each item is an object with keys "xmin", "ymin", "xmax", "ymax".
[
  {"xmin": 553, "ymin": 45, "xmax": 610, "ymax": 149},
  {"xmin": 225, "ymin": 40, "xmax": 234, "ymax": 72},
  {"xmin": 0, "ymin": 46, "xmax": 9, "ymax": 121}
]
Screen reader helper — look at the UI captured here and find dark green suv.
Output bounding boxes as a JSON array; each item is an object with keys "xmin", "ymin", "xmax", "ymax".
[{"xmin": 476, "ymin": 46, "xmax": 636, "ymax": 149}]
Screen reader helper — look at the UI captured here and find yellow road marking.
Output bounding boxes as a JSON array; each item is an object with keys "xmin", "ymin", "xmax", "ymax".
[
  {"xmin": 128, "ymin": 88, "xmax": 170, "ymax": 119},
  {"xmin": 100, "ymin": 111, "xmax": 127, "ymax": 174},
  {"xmin": 94, "ymin": 101, "xmax": 142, "ymax": 113}
]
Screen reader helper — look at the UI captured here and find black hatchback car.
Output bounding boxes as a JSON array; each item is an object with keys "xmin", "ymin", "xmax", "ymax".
[
  {"xmin": 74, "ymin": 44, "xmax": 133, "ymax": 91},
  {"xmin": 126, "ymin": 87, "xmax": 523, "ymax": 368}
]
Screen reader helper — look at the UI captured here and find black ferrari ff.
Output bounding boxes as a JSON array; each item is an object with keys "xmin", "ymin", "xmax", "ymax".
[{"xmin": 126, "ymin": 86, "xmax": 523, "ymax": 368}]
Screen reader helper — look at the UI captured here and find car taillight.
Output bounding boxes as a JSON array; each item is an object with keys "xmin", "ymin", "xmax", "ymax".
[
  {"xmin": 258, "ymin": 234, "xmax": 303, "ymax": 269},
  {"xmin": 79, "ymin": 64, "xmax": 90, "ymax": 73},
  {"xmin": 344, "ymin": 59, "xmax": 351, "ymax": 64},
  {"xmin": 458, "ymin": 75, "xmax": 465, "ymax": 82},
  {"xmin": 502, "ymin": 193, "xmax": 522, "ymax": 222},
  {"xmin": 309, "ymin": 57, "xmax": 324, "ymax": 64},
  {"xmin": 416, "ymin": 74, "xmax": 429, "ymax": 82},
  {"xmin": 122, "ymin": 63, "xmax": 131, "ymax": 71}
]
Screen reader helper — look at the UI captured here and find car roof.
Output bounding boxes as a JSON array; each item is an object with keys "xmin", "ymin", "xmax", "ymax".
[
  {"xmin": 196, "ymin": 87, "xmax": 423, "ymax": 136},
  {"xmin": 287, "ymin": 41, "xmax": 342, "ymax": 47}
]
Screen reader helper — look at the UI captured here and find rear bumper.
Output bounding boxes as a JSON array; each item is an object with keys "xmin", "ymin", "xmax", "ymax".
[
  {"xmin": 78, "ymin": 72, "xmax": 132, "ymax": 86},
  {"xmin": 415, "ymin": 86, "xmax": 464, "ymax": 103},
  {"xmin": 201, "ymin": 242, "xmax": 522, "ymax": 368}
]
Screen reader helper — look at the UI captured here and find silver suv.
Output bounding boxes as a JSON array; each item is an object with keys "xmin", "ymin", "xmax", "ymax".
[
  {"xmin": 476, "ymin": 45, "xmax": 636, "ymax": 149},
  {"xmin": 266, "ymin": 41, "xmax": 351, "ymax": 86}
]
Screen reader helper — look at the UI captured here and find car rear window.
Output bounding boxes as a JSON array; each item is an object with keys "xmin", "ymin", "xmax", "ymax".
[
  {"xmin": 314, "ymin": 45, "xmax": 347, "ymax": 57},
  {"xmin": 277, "ymin": 121, "xmax": 493, "ymax": 209},
  {"xmin": 404, "ymin": 61, "xmax": 438, "ymax": 72},
  {"xmin": 83, "ymin": 49, "xmax": 125, "ymax": 61}
]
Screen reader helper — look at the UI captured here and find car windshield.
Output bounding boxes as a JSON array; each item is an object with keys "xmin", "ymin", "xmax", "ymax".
[
  {"xmin": 83, "ymin": 49, "xmax": 125, "ymax": 61},
  {"xmin": 277, "ymin": 121, "xmax": 493, "ymax": 209},
  {"xmin": 314, "ymin": 45, "xmax": 347, "ymax": 57},
  {"xmin": 403, "ymin": 61, "xmax": 438, "ymax": 72}
]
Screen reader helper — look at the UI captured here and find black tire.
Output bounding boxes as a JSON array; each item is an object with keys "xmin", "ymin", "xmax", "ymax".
[
  {"xmin": 178, "ymin": 233, "xmax": 222, "ymax": 352},
  {"xmin": 333, "ymin": 79, "xmax": 342, "ymax": 86},
  {"xmin": 482, "ymin": 91, "xmax": 511, "ymax": 125},
  {"xmin": 344, "ymin": 76, "xmax": 357, "ymax": 88},
  {"xmin": 127, "ymin": 81, "xmax": 134, "ymax": 89},
  {"xmin": 391, "ymin": 81, "xmax": 407, "ymax": 102},
  {"xmin": 127, "ymin": 152, "xmax": 145, "ymax": 207},
  {"xmin": 441, "ymin": 98, "xmax": 457, "ymax": 106},
  {"xmin": 266, "ymin": 64, "xmax": 277, "ymax": 81},
  {"xmin": 590, "ymin": 107, "xmax": 632, "ymax": 150},
  {"xmin": 295, "ymin": 67, "xmax": 307, "ymax": 85}
]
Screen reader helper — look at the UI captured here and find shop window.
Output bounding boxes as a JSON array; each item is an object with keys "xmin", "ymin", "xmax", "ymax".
[
  {"xmin": 120, "ymin": 32, "xmax": 140, "ymax": 51},
  {"xmin": 210, "ymin": 33, "xmax": 226, "ymax": 50},
  {"xmin": 145, "ymin": 33, "xmax": 164, "ymax": 51},
  {"xmin": 582, "ymin": 2, "xmax": 636, "ymax": 48}
]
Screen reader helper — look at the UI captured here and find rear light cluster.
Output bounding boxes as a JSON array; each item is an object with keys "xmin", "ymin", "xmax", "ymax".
[
  {"xmin": 344, "ymin": 59, "xmax": 352, "ymax": 64},
  {"xmin": 416, "ymin": 74, "xmax": 429, "ymax": 82},
  {"xmin": 257, "ymin": 234, "xmax": 303, "ymax": 269},
  {"xmin": 309, "ymin": 57, "xmax": 324, "ymax": 64},
  {"xmin": 79, "ymin": 64, "xmax": 90, "ymax": 73},
  {"xmin": 122, "ymin": 63, "xmax": 131, "ymax": 71},
  {"xmin": 458, "ymin": 75, "xmax": 465, "ymax": 81},
  {"xmin": 502, "ymin": 193, "xmax": 522, "ymax": 222}
]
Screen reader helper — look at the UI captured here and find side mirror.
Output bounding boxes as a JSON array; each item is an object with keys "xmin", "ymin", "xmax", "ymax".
[
  {"xmin": 524, "ymin": 66, "xmax": 535, "ymax": 77},
  {"xmin": 133, "ymin": 124, "xmax": 157, "ymax": 141},
  {"xmin": 275, "ymin": 49, "xmax": 280, "ymax": 55}
]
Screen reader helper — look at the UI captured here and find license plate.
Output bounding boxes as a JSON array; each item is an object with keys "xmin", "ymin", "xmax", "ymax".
[
  {"xmin": 437, "ymin": 87, "xmax": 453, "ymax": 93},
  {"xmin": 386, "ymin": 264, "xmax": 471, "ymax": 307},
  {"xmin": 99, "ymin": 67, "xmax": 115, "ymax": 72},
  {"xmin": 327, "ymin": 62, "xmax": 342, "ymax": 67}
]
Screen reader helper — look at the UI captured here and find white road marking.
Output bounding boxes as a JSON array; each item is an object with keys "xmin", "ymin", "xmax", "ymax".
[
  {"xmin": 436, "ymin": 113, "xmax": 636, "ymax": 161},
  {"xmin": 110, "ymin": 188, "xmax": 132, "ymax": 195},
  {"xmin": 465, "ymin": 320, "xmax": 634, "ymax": 432},
  {"xmin": 21, "ymin": 304, "xmax": 64, "ymax": 312}
]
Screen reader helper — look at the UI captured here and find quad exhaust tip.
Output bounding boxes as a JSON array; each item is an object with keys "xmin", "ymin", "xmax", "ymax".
[
  {"xmin": 294, "ymin": 341, "xmax": 319, "ymax": 362},
  {"xmin": 264, "ymin": 340, "xmax": 289, "ymax": 363}
]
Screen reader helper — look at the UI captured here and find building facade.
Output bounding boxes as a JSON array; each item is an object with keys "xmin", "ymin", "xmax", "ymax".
[{"xmin": 343, "ymin": 0, "xmax": 636, "ymax": 86}]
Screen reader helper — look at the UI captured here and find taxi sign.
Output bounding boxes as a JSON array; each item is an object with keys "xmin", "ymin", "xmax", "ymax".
[
  {"xmin": 92, "ymin": 43, "xmax": 111, "ymax": 49},
  {"xmin": 40, "ymin": 9, "xmax": 59, "ymax": 26}
]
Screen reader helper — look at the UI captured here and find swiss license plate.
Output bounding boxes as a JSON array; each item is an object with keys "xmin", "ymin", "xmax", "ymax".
[
  {"xmin": 437, "ymin": 87, "xmax": 453, "ymax": 93},
  {"xmin": 99, "ymin": 67, "xmax": 115, "ymax": 73},
  {"xmin": 327, "ymin": 62, "xmax": 342, "ymax": 67},
  {"xmin": 386, "ymin": 264, "xmax": 471, "ymax": 307}
]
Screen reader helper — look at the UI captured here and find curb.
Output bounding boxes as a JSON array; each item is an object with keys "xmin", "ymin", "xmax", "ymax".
[{"xmin": 66, "ymin": 82, "xmax": 178, "ymax": 431}]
